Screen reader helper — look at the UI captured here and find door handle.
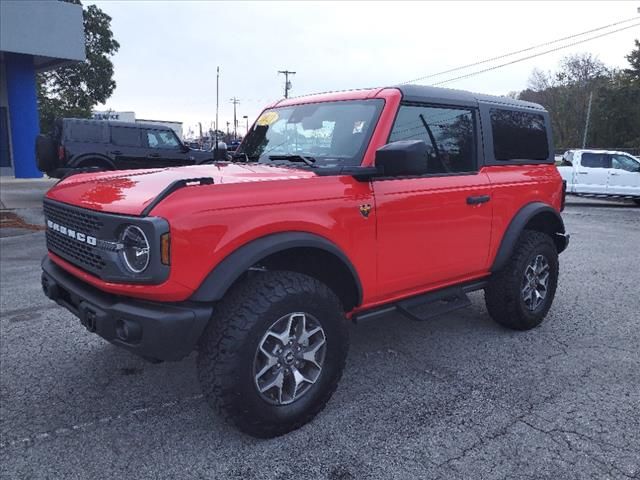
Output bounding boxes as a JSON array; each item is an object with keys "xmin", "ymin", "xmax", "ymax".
[
  {"xmin": 610, "ymin": 172, "xmax": 620, "ymax": 176},
  {"xmin": 467, "ymin": 195, "xmax": 491, "ymax": 205},
  {"xmin": 148, "ymin": 153, "xmax": 160, "ymax": 158},
  {"xmin": 577, "ymin": 171, "xmax": 589, "ymax": 175},
  {"xmin": 110, "ymin": 150, "xmax": 122, "ymax": 155}
]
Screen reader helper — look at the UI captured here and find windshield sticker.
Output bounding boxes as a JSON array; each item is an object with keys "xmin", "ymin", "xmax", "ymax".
[
  {"xmin": 257, "ymin": 111, "xmax": 279, "ymax": 126},
  {"xmin": 353, "ymin": 121, "xmax": 365, "ymax": 134}
]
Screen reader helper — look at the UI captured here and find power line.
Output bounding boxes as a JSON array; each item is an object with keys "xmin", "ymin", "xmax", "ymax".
[
  {"xmin": 401, "ymin": 16, "xmax": 640, "ymax": 85},
  {"xmin": 431, "ymin": 22, "xmax": 640, "ymax": 87},
  {"xmin": 278, "ymin": 70, "xmax": 296, "ymax": 98}
]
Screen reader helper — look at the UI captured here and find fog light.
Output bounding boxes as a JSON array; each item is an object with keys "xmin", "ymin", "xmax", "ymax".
[{"xmin": 116, "ymin": 319, "xmax": 142, "ymax": 343}]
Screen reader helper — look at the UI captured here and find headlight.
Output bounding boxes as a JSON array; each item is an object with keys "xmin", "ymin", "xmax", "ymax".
[{"xmin": 119, "ymin": 225, "xmax": 150, "ymax": 273}]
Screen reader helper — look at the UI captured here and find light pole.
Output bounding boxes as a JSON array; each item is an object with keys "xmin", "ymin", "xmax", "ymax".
[
  {"xmin": 230, "ymin": 97, "xmax": 240, "ymax": 140},
  {"xmin": 243, "ymin": 115, "xmax": 249, "ymax": 135}
]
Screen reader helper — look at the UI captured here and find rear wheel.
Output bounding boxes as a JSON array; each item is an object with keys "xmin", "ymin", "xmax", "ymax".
[
  {"xmin": 485, "ymin": 230, "xmax": 559, "ymax": 330},
  {"xmin": 197, "ymin": 271, "xmax": 349, "ymax": 438}
]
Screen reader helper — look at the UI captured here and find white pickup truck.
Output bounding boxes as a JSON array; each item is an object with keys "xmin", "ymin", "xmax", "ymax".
[{"xmin": 557, "ymin": 149, "xmax": 640, "ymax": 205}]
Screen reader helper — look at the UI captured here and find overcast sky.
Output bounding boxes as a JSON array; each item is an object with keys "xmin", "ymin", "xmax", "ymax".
[{"xmin": 90, "ymin": 1, "xmax": 639, "ymax": 138}]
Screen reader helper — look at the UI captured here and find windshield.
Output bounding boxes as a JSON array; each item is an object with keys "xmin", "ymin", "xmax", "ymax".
[{"xmin": 237, "ymin": 100, "xmax": 383, "ymax": 167}]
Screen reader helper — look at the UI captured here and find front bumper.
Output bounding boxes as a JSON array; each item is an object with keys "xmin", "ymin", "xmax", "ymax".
[{"xmin": 41, "ymin": 256, "xmax": 213, "ymax": 361}]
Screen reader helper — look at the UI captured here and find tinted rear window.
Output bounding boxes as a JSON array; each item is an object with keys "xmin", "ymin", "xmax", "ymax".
[
  {"xmin": 111, "ymin": 126, "xmax": 141, "ymax": 147},
  {"xmin": 490, "ymin": 109, "xmax": 549, "ymax": 161},
  {"xmin": 65, "ymin": 122, "xmax": 104, "ymax": 143}
]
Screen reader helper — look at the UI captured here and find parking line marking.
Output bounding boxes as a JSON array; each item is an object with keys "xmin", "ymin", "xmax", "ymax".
[{"xmin": 0, "ymin": 394, "xmax": 205, "ymax": 450}]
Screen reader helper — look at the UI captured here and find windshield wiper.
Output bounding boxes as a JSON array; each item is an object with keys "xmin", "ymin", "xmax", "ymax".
[{"xmin": 268, "ymin": 154, "xmax": 316, "ymax": 167}]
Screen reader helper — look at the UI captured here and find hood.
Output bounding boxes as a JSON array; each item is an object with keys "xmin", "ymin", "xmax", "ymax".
[{"xmin": 45, "ymin": 163, "xmax": 316, "ymax": 216}]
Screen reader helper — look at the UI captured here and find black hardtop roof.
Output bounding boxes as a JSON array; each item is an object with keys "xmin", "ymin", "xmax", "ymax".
[
  {"xmin": 61, "ymin": 118, "xmax": 175, "ymax": 131},
  {"xmin": 395, "ymin": 84, "xmax": 545, "ymax": 111}
]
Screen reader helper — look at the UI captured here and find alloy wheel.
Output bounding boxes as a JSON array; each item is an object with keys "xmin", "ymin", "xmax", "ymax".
[{"xmin": 253, "ymin": 312, "xmax": 327, "ymax": 405}]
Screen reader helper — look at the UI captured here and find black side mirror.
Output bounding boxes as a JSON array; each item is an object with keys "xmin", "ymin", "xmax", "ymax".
[
  {"xmin": 180, "ymin": 144, "xmax": 190, "ymax": 153},
  {"xmin": 375, "ymin": 140, "xmax": 429, "ymax": 177}
]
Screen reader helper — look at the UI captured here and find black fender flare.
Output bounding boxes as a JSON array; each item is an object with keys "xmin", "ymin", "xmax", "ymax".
[
  {"xmin": 69, "ymin": 154, "xmax": 116, "ymax": 169},
  {"xmin": 190, "ymin": 232, "xmax": 363, "ymax": 305},
  {"xmin": 491, "ymin": 202, "xmax": 567, "ymax": 272}
]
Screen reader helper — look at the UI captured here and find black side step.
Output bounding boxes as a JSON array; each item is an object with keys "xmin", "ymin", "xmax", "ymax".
[
  {"xmin": 353, "ymin": 279, "xmax": 488, "ymax": 323},
  {"xmin": 396, "ymin": 288, "xmax": 470, "ymax": 321}
]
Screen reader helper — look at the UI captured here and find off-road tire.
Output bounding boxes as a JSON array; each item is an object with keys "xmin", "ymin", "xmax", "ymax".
[
  {"xmin": 485, "ymin": 230, "xmax": 559, "ymax": 330},
  {"xmin": 197, "ymin": 271, "xmax": 349, "ymax": 438}
]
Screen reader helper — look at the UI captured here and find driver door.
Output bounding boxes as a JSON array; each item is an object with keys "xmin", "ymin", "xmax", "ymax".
[{"xmin": 372, "ymin": 104, "xmax": 492, "ymax": 298}]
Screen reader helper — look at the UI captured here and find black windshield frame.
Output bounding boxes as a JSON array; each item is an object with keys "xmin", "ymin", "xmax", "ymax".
[{"xmin": 237, "ymin": 99, "xmax": 385, "ymax": 168}]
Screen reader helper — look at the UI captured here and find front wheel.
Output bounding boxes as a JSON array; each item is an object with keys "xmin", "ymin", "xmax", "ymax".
[
  {"xmin": 197, "ymin": 271, "xmax": 349, "ymax": 438},
  {"xmin": 485, "ymin": 230, "xmax": 559, "ymax": 330}
]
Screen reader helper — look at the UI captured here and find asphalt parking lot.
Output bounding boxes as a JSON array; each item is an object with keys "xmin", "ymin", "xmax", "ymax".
[{"xmin": 1, "ymin": 195, "xmax": 639, "ymax": 480}]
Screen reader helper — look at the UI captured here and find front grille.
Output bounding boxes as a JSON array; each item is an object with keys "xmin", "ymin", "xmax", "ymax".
[
  {"xmin": 43, "ymin": 199, "xmax": 168, "ymax": 285},
  {"xmin": 46, "ymin": 230, "xmax": 107, "ymax": 271},
  {"xmin": 43, "ymin": 201, "xmax": 103, "ymax": 236},
  {"xmin": 44, "ymin": 200, "xmax": 107, "ymax": 274}
]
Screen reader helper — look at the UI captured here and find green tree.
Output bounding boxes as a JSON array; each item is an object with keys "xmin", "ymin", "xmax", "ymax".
[
  {"xmin": 37, "ymin": 0, "xmax": 119, "ymax": 133},
  {"xmin": 624, "ymin": 39, "xmax": 640, "ymax": 80},
  {"xmin": 588, "ymin": 72, "xmax": 640, "ymax": 149},
  {"xmin": 519, "ymin": 53, "xmax": 609, "ymax": 149}
]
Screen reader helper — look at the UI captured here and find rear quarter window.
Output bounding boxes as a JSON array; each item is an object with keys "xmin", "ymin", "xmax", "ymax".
[
  {"xmin": 490, "ymin": 109, "xmax": 549, "ymax": 161},
  {"xmin": 64, "ymin": 123, "xmax": 104, "ymax": 143}
]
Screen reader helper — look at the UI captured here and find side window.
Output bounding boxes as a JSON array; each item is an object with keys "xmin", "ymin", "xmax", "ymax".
[
  {"xmin": 490, "ymin": 109, "xmax": 549, "ymax": 161},
  {"xmin": 581, "ymin": 153, "xmax": 610, "ymax": 169},
  {"xmin": 611, "ymin": 154, "xmax": 640, "ymax": 172},
  {"xmin": 111, "ymin": 126, "xmax": 141, "ymax": 147},
  {"xmin": 66, "ymin": 123, "xmax": 104, "ymax": 143},
  {"xmin": 146, "ymin": 130, "xmax": 180, "ymax": 149},
  {"xmin": 389, "ymin": 105, "xmax": 476, "ymax": 174}
]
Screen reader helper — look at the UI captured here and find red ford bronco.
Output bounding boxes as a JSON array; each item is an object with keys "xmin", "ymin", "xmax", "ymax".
[{"xmin": 41, "ymin": 85, "xmax": 569, "ymax": 437}]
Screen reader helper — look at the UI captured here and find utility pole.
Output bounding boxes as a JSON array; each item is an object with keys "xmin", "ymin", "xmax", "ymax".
[
  {"xmin": 278, "ymin": 70, "xmax": 296, "ymax": 98},
  {"xmin": 582, "ymin": 91, "xmax": 593, "ymax": 148},
  {"xmin": 230, "ymin": 97, "xmax": 240, "ymax": 140},
  {"xmin": 215, "ymin": 66, "xmax": 220, "ymax": 154},
  {"xmin": 226, "ymin": 121, "xmax": 230, "ymax": 138}
]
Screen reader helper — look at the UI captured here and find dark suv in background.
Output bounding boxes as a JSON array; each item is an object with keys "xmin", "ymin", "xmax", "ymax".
[{"xmin": 36, "ymin": 118, "xmax": 214, "ymax": 178}]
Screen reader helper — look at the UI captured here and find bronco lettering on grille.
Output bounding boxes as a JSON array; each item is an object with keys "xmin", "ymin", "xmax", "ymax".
[{"xmin": 47, "ymin": 220, "xmax": 97, "ymax": 246}]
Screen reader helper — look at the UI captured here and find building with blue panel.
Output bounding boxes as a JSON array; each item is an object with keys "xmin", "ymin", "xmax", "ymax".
[{"xmin": 0, "ymin": 0, "xmax": 85, "ymax": 178}]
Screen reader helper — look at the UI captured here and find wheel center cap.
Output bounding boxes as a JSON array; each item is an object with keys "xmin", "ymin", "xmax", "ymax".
[{"xmin": 283, "ymin": 350, "xmax": 295, "ymax": 365}]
